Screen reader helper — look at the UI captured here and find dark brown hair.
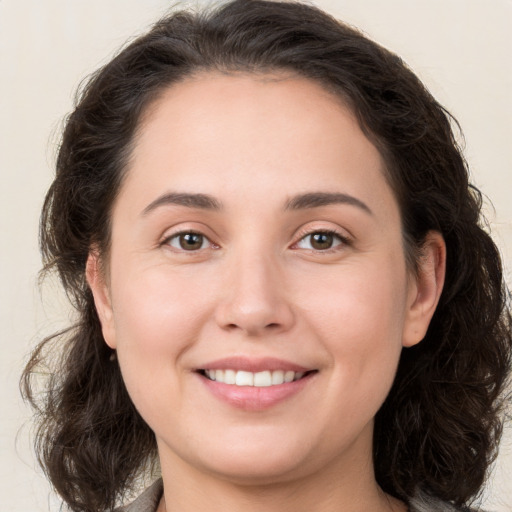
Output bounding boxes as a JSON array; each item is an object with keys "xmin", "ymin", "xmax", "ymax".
[{"xmin": 22, "ymin": 1, "xmax": 512, "ymax": 511}]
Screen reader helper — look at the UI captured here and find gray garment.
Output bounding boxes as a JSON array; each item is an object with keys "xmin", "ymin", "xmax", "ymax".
[
  {"xmin": 115, "ymin": 479, "xmax": 163, "ymax": 512},
  {"xmin": 116, "ymin": 478, "xmax": 471, "ymax": 512},
  {"xmin": 409, "ymin": 493, "xmax": 470, "ymax": 512}
]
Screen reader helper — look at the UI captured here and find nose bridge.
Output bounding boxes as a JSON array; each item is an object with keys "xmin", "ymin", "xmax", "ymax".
[{"xmin": 216, "ymin": 242, "xmax": 294, "ymax": 335}]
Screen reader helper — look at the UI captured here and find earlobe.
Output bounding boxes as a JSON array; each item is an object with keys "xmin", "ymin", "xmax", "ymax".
[
  {"xmin": 402, "ymin": 231, "xmax": 446, "ymax": 348},
  {"xmin": 85, "ymin": 251, "xmax": 117, "ymax": 349}
]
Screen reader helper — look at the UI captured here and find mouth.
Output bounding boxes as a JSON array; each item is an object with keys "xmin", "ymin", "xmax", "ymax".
[
  {"xmin": 195, "ymin": 357, "xmax": 318, "ymax": 410},
  {"xmin": 198, "ymin": 369, "xmax": 316, "ymax": 387}
]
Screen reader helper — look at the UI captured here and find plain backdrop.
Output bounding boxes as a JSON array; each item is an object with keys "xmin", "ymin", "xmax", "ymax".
[{"xmin": 1, "ymin": 1, "xmax": 511, "ymax": 510}]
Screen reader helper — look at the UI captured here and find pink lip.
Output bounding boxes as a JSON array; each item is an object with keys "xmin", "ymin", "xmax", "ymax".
[
  {"xmin": 198, "ymin": 356, "xmax": 311, "ymax": 373},
  {"xmin": 195, "ymin": 357, "xmax": 316, "ymax": 411},
  {"xmin": 199, "ymin": 374, "xmax": 315, "ymax": 411}
]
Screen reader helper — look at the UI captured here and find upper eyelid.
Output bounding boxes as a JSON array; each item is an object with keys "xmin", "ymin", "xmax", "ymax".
[
  {"xmin": 159, "ymin": 223, "xmax": 217, "ymax": 244},
  {"xmin": 292, "ymin": 224, "xmax": 352, "ymax": 244},
  {"xmin": 158, "ymin": 222, "xmax": 352, "ymax": 248},
  {"xmin": 162, "ymin": 229, "xmax": 208, "ymax": 240},
  {"xmin": 163, "ymin": 230, "xmax": 214, "ymax": 244},
  {"xmin": 292, "ymin": 230, "xmax": 349, "ymax": 249}
]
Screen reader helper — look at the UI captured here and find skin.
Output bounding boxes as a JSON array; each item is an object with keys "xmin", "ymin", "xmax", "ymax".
[{"xmin": 87, "ymin": 73, "xmax": 445, "ymax": 512}]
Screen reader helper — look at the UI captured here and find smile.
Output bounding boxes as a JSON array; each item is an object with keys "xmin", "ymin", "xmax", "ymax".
[
  {"xmin": 198, "ymin": 368, "xmax": 316, "ymax": 411},
  {"xmin": 202, "ymin": 369, "xmax": 306, "ymax": 387},
  {"xmin": 196, "ymin": 358, "xmax": 317, "ymax": 410}
]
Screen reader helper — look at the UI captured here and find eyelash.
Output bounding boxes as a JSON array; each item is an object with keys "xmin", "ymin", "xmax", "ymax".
[
  {"xmin": 161, "ymin": 228, "xmax": 351, "ymax": 254},
  {"xmin": 161, "ymin": 231, "xmax": 216, "ymax": 252},
  {"xmin": 292, "ymin": 229, "xmax": 351, "ymax": 253}
]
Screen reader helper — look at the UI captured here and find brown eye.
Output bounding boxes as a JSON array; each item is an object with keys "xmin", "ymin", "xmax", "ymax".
[
  {"xmin": 296, "ymin": 231, "xmax": 344, "ymax": 251},
  {"xmin": 311, "ymin": 232, "xmax": 334, "ymax": 250},
  {"xmin": 167, "ymin": 232, "xmax": 208, "ymax": 251}
]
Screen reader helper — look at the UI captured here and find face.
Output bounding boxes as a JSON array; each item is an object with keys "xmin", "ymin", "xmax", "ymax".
[{"xmin": 88, "ymin": 73, "xmax": 443, "ymax": 486}]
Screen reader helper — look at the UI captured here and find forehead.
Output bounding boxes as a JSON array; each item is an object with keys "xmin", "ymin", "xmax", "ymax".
[
  {"xmin": 135, "ymin": 72, "xmax": 354, "ymax": 156},
  {"xmin": 116, "ymin": 72, "xmax": 396, "ymax": 222}
]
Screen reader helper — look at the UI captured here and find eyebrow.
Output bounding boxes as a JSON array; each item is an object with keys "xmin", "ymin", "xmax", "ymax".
[
  {"xmin": 284, "ymin": 192, "xmax": 373, "ymax": 215},
  {"xmin": 141, "ymin": 190, "xmax": 372, "ymax": 216},
  {"xmin": 141, "ymin": 192, "xmax": 222, "ymax": 216}
]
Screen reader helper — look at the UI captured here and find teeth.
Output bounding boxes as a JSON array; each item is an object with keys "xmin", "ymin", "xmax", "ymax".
[
  {"xmin": 224, "ymin": 369, "xmax": 236, "ymax": 384},
  {"xmin": 272, "ymin": 370, "xmax": 284, "ymax": 385},
  {"xmin": 203, "ymin": 369, "xmax": 306, "ymax": 387},
  {"xmin": 253, "ymin": 371, "xmax": 271, "ymax": 387},
  {"xmin": 284, "ymin": 370, "xmax": 295, "ymax": 383},
  {"xmin": 235, "ymin": 370, "xmax": 254, "ymax": 386}
]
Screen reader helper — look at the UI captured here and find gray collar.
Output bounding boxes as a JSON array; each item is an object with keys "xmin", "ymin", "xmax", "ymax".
[
  {"xmin": 117, "ymin": 480, "xmax": 476, "ymax": 512},
  {"xmin": 115, "ymin": 479, "xmax": 163, "ymax": 512}
]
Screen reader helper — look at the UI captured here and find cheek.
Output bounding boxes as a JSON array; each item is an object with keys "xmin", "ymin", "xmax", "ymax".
[
  {"xmin": 112, "ymin": 265, "xmax": 210, "ymax": 346},
  {"xmin": 298, "ymin": 258, "xmax": 408, "ymax": 381},
  {"xmin": 304, "ymin": 254, "xmax": 407, "ymax": 324},
  {"xmin": 109, "ymin": 266, "xmax": 214, "ymax": 398}
]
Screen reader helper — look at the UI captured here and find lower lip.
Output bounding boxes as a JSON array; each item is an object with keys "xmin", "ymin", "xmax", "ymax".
[{"xmin": 199, "ymin": 373, "xmax": 315, "ymax": 411}]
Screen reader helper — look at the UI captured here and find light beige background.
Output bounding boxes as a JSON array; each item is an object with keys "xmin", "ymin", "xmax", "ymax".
[{"xmin": 1, "ymin": 1, "xmax": 511, "ymax": 510}]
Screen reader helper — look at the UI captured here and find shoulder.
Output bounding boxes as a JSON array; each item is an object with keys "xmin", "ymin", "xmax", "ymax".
[
  {"xmin": 409, "ymin": 492, "xmax": 483, "ymax": 512},
  {"xmin": 114, "ymin": 479, "xmax": 163, "ymax": 512}
]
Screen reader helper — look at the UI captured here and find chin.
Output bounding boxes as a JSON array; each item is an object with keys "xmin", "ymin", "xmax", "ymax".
[
  {"xmin": 174, "ymin": 432, "xmax": 320, "ymax": 485},
  {"xmin": 203, "ymin": 456, "xmax": 314, "ymax": 486}
]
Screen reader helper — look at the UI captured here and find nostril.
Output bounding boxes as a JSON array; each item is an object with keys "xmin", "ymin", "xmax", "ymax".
[
  {"xmin": 215, "ymin": 299, "xmax": 295, "ymax": 335},
  {"xmin": 223, "ymin": 321, "xmax": 282, "ymax": 333}
]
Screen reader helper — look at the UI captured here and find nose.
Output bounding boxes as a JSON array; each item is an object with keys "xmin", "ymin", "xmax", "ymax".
[{"xmin": 214, "ymin": 253, "xmax": 295, "ymax": 337}]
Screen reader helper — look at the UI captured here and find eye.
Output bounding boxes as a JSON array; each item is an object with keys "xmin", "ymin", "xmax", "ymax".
[
  {"xmin": 165, "ymin": 232, "xmax": 211, "ymax": 251},
  {"xmin": 295, "ymin": 231, "xmax": 345, "ymax": 251}
]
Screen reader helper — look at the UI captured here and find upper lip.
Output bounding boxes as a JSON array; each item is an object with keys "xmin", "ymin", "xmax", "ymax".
[{"xmin": 198, "ymin": 356, "xmax": 312, "ymax": 373}]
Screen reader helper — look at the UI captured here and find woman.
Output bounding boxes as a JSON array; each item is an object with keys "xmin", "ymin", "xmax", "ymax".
[{"xmin": 22, "ymin": 1, "xmax": 512, "ymax": 511}]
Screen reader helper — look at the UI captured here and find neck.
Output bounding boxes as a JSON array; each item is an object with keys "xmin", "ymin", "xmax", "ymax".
[
  {"xmin": 157, "ymin": 435, "xmax": 406, "ymax": 512},
  {"xmin": 158, "ymin": 471, "xmax": 405, "ymax": 512}
]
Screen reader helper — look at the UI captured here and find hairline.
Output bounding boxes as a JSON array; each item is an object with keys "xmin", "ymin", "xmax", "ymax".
[{"xmin": 96, "ymin": 67, "xmax": 418, "ymax": 275}]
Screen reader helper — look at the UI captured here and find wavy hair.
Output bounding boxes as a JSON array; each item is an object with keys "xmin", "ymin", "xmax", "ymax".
[{"xmin": 22, "ymin": 1, "xmax": 512, "ymax": 511}]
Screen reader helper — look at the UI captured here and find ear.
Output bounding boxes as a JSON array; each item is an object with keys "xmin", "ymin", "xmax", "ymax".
[
  {"xmin": 86, "ymin": 250, "xmax": 117, "ymax": 349},
  {"xmin": 402, "ymin": 231, "xmax": 446, "ymax": 348}
]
